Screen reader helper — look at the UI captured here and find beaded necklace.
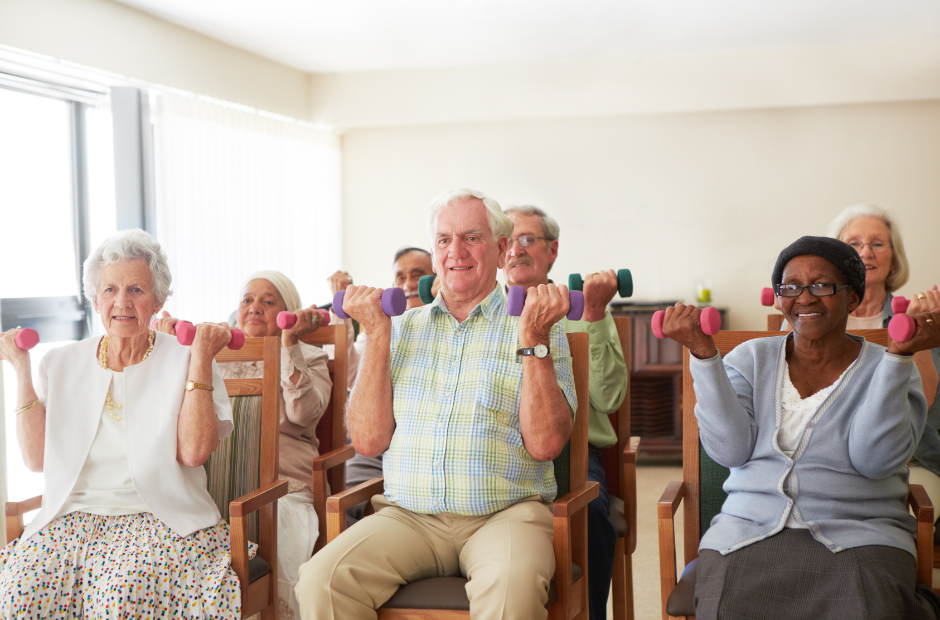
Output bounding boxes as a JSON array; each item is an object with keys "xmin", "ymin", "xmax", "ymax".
[{"xmin": 98, "ymin": 329, "xmax": 154, "ymax": 421}]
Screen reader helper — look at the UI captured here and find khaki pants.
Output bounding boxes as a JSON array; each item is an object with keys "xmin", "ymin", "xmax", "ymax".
[{"xmin": 295, "ymin": 494, "xmax": 554, "ymax": 620}]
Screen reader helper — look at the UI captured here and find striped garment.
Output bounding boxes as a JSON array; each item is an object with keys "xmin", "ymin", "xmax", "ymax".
[{"xmin": 383, "ymin": 284, "xmax": 578, "ymax": 516}]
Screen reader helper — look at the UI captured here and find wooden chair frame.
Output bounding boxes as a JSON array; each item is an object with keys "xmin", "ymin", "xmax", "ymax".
[
  {"xmin": 298, "ymin": 325, "xmax": 354, "ymax": 554},
  {"xmin": 657, "ymin": 330, "xmax": 935, "ymax": 620},
  {"xmin": 602, "ymin": 317, "xmax": 641, "ymax": 620},
  {"xmin": 322, "ymin": 331, "xmax": 598, "ymax": 619}
]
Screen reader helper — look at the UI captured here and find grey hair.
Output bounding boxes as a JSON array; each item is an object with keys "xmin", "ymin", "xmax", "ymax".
[
  {"xmin": 83, "ymin": 229, "xmax": 173, "ymax": 305},
  {"xmin": 503, "ymin": 205, "xmax": 560, "ymax": 241},
  {"xmin": 426, "ymin": 188, "xmax": 513, "ymax": 243},
  {"xmin": 827, "ymin": 203, "xmax": 909, "ymax": 293}
]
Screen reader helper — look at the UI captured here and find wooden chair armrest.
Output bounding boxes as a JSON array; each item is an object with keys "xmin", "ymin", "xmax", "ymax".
[
  {"xmin": 5, "ymin": 495, "xmax": 43, "ymax": 544},
  {"xmin": 230, "ymin": 480, "xmax": 289, "ymax": 518},
  {"xmin": 908, "ymin": 483, "xmax": 934, "ymax": 587},
  {"xmin": 311, "ymin": 445, "xmax": 356, "ymax": 472},
  {"xmin": 552, "ymin": 481, "xmax": 600, "ymax": 520},
  {"xmin": 326, "ymin": 477, "xmax": 385, "ymax": 543},
  {"xmin": 622, "ymin": 436, "xmax": 640, "ymax": 553},
  {"xmin": 658, "ymin": 480, "xmax": 686, "ymax": 618}
]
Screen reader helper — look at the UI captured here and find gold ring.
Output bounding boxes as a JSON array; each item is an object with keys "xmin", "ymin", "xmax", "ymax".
[
  {"xmin": 928, "ymin": 319, "xmax": 934, "ymax": 323},
  {"xmin": 918, "ymin": 294, "xmax": 927, "ymax": 300}
]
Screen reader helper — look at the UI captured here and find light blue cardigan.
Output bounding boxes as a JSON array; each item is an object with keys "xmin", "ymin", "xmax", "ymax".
[{"xmin": 690, "ymin": 334, "xmax": 928, "ymax": 557}]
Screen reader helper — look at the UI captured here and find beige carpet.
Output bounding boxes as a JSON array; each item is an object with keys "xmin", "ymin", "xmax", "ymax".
[{"xmin": 606, "ymin": 465, "xmax": 684, "ymax": 620}]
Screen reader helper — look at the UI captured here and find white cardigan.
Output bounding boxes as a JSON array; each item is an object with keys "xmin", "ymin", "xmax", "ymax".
[{"xmin": 23, "ymin": 332, "xmax": 233, "ymax": 543}]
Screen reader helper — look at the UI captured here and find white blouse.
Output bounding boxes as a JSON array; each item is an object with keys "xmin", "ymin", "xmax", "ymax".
[
  {"xmin": 56, "ymin": 372, "xmax": 148, "ymax": 517},
  {"xmin": 779, "ymin": 360, "xmax": 849, "ymax": 528}
]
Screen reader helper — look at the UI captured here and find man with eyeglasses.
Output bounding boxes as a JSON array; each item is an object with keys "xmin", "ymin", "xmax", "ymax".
[{"xmin": 502, "ymin": 205, "xmax": 627, "ymax": 620}]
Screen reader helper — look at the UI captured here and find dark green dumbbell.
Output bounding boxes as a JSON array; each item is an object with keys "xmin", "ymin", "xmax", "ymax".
[
  {"xmin": 568, "ymin": 269, "xmax": 633, "ymax": 298},
  {"xmin": 418, "ymin": 274, "xmax": 437, "ymax": 304}
]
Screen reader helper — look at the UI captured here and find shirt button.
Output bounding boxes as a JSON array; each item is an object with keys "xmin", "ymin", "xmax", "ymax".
[
  {"xmin": 433, "ymin": 500, "xmax": 441, "ymax": 507},
  {"xmin": 828, "ymin": 544, "xmax": 837, "ymax": 551},
  {"xmin": 787, "ymin": 499, "xmax": 793, "ymax": 506},
  {"xmin": 434, "ymin": 461, "xmax": 441, "ymax": 469},
  {"xmin": 786, "ymin": 461, "xmax": 793, "ymax": 469},
  {"xmin": 808, "ymin": 422, "xmax": 815, "ymax": 428}
]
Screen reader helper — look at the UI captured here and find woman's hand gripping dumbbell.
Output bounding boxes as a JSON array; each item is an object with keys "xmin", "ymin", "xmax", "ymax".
[
  {"xmin": 887, "ymin": 286, "xmax": 940, "ymax": 344},
  {"xmin": 277, "ymin": 309, "xmax": 331, "ymax": 330},
  {"xmin": 651, "ymin": 303, "xmax": 721, "ymax": 359},
  {"xmin": 152, "ymin": 314, "xmax": 244, "ymax": 350},
  {"xmin": 0, "ymin": 327, "xmax": 40, "ymax": 369}
]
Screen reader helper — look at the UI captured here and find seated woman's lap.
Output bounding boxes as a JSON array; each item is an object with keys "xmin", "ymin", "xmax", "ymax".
[
  {"xmin": 0, "ymin": 512, "xmax": 243, "ymax": 619},
  {"xmin": 695, "ymin": 529, "xmax": 939, "ymax": 620}
]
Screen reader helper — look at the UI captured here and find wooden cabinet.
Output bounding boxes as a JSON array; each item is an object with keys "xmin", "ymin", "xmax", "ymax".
[{"xmin": 610, "ymin": 304, "xmax": 726, "ymax": 457}]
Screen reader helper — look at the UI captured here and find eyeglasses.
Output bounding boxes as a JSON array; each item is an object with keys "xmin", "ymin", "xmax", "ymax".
[
  {"xmin": 509, "ymin": 234, "xmax": 551, "ymax": 248},
  {"xmin": 846, "ymin": 240, "xmax": 890, "ymax": 254},
  {"xmin": 775, "ymin": 283, "xmax": 850, "ymax": 298}
]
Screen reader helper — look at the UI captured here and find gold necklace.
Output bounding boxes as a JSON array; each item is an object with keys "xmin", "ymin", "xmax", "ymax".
[{"xmin": 99, "ymin": 330, "xmax": 154, "ymax": 422}]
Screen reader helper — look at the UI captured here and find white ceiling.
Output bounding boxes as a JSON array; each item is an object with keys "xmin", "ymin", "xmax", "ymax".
[{"xmin": 111, "ymin": 0, "xmax": 940, "ymax": 74}]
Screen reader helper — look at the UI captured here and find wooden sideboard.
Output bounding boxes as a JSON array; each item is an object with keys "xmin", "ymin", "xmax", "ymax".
[{"xmin": 609, "ymin": 303, "xmax": 727, "ymax": 458}]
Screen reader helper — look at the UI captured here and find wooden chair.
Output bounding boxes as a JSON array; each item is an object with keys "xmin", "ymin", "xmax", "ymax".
[
  {"xmin": 323, "ymin": 331, "xmax": 598, "ymax": 619},
  {"xmin": 6, "ymin": 336, "xmax": 289, "ymax": 620},
  {"xmin": 298, "ymin": 324, "xmax": 355, "ymax": 553},
  {"xmin": 657, "ymin": 330, "xmax": 935, "ymax": 620},
  {"xmin": 600, "ymin": 317, "xmax": 641, "ymax": 620}
]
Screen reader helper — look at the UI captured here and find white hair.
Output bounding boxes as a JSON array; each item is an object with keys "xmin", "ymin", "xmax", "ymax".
[
  {"xmin": 503, "ymin": 205, "xmax": 561, "ymax": 241},
  {"xmin": 827, "ymin": 203, "xmax": 909, "ymax": 293},
  {"xmin": 83, "ymin": 229, "xmax": 173, "ymax": 305},
  {"xmin": 426, "ymin": 188, "xmax": 513, "ymax": 243}
]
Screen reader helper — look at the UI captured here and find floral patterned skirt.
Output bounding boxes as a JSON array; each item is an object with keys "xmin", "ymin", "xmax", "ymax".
[{"xmin": 0, "ymin": 511, "xmax": 249, "ymax": 619}]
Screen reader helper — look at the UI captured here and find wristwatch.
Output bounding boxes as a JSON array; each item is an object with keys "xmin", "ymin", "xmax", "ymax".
[
  {"xmin": 186, "ymin": 381, "xmax": 214, "ymax": 392},
  {"xmin": 517, "ymin": 343, "xmax": 550, "ymax": 359}
]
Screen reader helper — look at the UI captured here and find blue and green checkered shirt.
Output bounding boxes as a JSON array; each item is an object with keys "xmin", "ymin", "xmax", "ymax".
[{"xmin": 383, "ymin": 284, "xmax": 578, "ymax": 516}]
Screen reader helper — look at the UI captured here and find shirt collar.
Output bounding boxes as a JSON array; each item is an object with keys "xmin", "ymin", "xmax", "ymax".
[{"xmin": 431, "ymin": 282, "xmax": 504, "ymax": 322}]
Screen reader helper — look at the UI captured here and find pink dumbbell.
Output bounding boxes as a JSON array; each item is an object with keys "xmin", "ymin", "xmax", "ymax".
[
  {"xmin": 760, "ymin": 288, "xmax": 775, "ymax": 307},
  {"xmin": 333, "ymin": 288, "xmax": 406, "ymax": 320},
  {"xmin": 175, "ymin": 320, "xmax": 245, "ymax": 350},
  {"xmin": 888, "ymin": 314, "xmax": 916, "ymax": 343},
  {"xmin": 277, "ymin": 310, "xmax": 331, "ymax": 330},
  {"xmin": 651, "ymin": 307, "xmax": 721, "ymax": 340},
  {"xmin": 506, "ymin": 286, "xmax": 584, "ymax": 320},
  {"xmin": 892, "ymin": 296, "xmax": 910, "ymax": 315},
  {"xmin": 14, "ymin": 328, "xmax": 40, "ymax": 351}
]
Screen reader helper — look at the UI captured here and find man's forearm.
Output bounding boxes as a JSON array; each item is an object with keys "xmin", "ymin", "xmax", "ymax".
[
  {"xmin": 347, "ymin": 331, "xmax": 395, "ymax": 457},
  {"xmin": 519, "ymin": 356, "xmax": 572, "ymax": 461}
]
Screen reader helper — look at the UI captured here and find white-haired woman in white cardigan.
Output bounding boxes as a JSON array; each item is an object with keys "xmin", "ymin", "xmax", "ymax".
[{"xmin": 0, "ymin": 229, "xmax": 244, "ymax": 618}]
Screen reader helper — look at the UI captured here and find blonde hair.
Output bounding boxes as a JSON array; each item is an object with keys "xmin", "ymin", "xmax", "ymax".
[{"xmin": 827, "ymin": 204, "xmax": 909, "ymax": 293}]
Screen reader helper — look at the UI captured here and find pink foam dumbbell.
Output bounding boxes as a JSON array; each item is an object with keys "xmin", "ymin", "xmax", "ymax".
[
  {"xmin": 175, "ymin": 320, "xmax": 245, "ymax": 350},
  {"xmin": 506, "ymin": 286, "xmax": 584, "ymax": 320},
  {"xmin": 888, "ymin": 314, "xmax": 916, "ymax": 343},
  {"xmin": 14, "ymin": 328, "xmax": 40, "ymax": 351},
  {"xmin": 760, "ymin": 287, "xmax": 775, "ymax": 307},
  {"xmin": 332, "ymin": 288, "xmax": 406, "ymax": 320},
  {"xmin": 651, "ymin": 307, "xmax": 721, "ymax": 339},
  {"xmin": 892, "ymin": 296, "xmax": 910, "ymax": 315},
  {"xmin": 277, "ymin": 309, "xmax": 331, "ymax": 330}
]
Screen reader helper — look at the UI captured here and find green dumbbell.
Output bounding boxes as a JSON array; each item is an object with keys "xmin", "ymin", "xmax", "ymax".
[
  {"xmin": 568, "ymin": 269, "xmax": 633, "ymax": 299},
  {"xmin": 418, "ymin": 274, "xmax": 437, "ymax": 304}
]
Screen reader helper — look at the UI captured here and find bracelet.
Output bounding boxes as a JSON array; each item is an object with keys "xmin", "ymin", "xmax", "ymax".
[{"xmin": 14, "ymin": 399, "xmax": 39, "ymax": 414}]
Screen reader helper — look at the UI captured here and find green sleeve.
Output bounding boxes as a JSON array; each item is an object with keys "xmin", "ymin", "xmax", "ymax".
[{"xmin": 583, "ymin": 312, "xmax": 628, "ymax": 415}]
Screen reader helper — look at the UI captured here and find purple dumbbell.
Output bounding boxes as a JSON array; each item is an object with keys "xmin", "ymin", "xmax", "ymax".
[
  {"xmin": 332, "ymin": 288, "xmax": 406, "ymax": 320},
  {"xmin": 506, "ymin": 286, "xmax": 584, "ymax": 321}
]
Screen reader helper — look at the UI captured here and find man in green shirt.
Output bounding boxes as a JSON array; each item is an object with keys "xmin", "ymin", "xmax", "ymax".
[{"xmin": 503, "ymin": 205, "xmax": 627, "ymax": 620}]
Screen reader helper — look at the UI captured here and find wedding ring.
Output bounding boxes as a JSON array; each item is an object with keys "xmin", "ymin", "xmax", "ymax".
[
  {"xmin": 928, "ymin": 319, "xmax": 934, "ymax": 323},
  {"xmin": 918, "ymin": 294, "xmax": 927, "ymax": 300}
]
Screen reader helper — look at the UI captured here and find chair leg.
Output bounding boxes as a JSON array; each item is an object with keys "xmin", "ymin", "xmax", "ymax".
[
  {"xmin": 612, "ymin": 537, "xmax": 625, "ymax": 620},
  {"xmin": 623, "ymin": 549, "xmax": 634, "ymax": 620}
]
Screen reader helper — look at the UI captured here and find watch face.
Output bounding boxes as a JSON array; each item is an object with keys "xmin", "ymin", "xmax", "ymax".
[{"xmin": 534, "ymin": 343, "xmax": 549, "ymax": 358}]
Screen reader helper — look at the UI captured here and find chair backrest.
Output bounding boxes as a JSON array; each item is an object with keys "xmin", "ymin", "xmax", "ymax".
[
  {"xmin": 299, "ymin": 325, "xmax": 349, "ymax": 494},
  {"xmin": 554, "ymin": 332, "xmax": 590, "ymax": 498},
  {"xmin": 684, "ymin": 328, "xmax": 936, "ymax": 562},
  {"xmin": 207, "ymin": 336, "xmax": 281, "ymax": 541},
  {"xmin": 602, "ymin": 317, "xmax": 632, "ymax": 501},
  {"xmin": 767, "ymin": 313, "xmax": 785, "ymax": 331}
]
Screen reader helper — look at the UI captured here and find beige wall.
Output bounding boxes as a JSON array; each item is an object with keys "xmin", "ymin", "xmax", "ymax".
[
  {"xmin": 341, "ymin": 100, "xmax": 940, "ymax": 330},
  {"xmin": 0, "ymin": 0, "xmax": 311, "ymax": 119}
]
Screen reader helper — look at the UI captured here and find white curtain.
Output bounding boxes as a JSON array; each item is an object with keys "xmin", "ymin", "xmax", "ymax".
[{"xmin": 152, "ymin": 94, "xmax": 342, "ymax": 324}]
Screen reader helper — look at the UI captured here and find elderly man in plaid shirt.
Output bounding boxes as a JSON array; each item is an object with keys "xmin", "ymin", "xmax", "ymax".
[{"xmin": 296, "ymin": 188, "xmax": 579, "ymax": 619}]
